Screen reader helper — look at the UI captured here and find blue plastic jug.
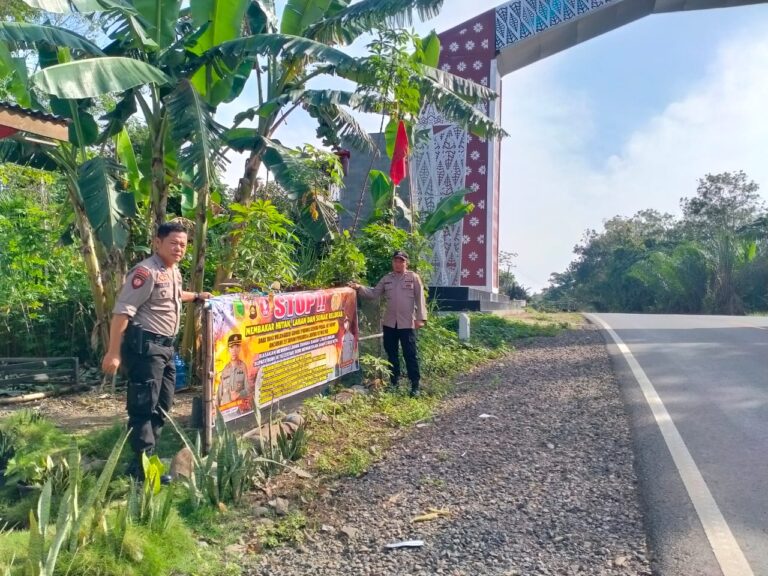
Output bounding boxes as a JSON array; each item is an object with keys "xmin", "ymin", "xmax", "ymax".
[{"xmin": 174, "ymin": 353, "xmax": 188, "ymax": 390}]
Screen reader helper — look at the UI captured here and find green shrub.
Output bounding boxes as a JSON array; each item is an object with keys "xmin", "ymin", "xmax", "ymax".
[
  {"xmin": 0, "ymin": 411, "xmax": 70, "ymax": 487},
  {"xmin": 313, "ymin": 230, "xmax": 367, "ymax": 287}
]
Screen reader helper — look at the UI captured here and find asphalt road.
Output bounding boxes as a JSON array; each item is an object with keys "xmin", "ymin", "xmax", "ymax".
[{"xmin": 589, "ymin": 314, "xmax": 768, "ymax": 576}]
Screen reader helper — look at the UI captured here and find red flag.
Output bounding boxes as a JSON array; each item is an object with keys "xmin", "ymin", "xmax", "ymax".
[{"xmin": 389, "ymin": 120, "xmax": 409, "ymax": 185}]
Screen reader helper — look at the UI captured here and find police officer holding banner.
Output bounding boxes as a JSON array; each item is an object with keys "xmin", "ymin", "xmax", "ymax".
[
  {"xmin": 101, "ymin": 222, "xmax": 211, "ymax": 479},
  {"xmin": 349, "ymin": 250, "xmax": 428, "ymax": 397}
]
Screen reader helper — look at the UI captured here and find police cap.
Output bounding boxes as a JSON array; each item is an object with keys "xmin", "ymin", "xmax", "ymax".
[
  {"xmin": 228, "ymin": 333, "xmax": 243, "ymax": 347},
  {"xmin": 392, "ymin": 250, "xmax": 409, "ymax": 261}
]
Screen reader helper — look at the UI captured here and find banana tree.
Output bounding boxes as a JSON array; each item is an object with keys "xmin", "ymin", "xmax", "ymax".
[
  {"xmin": 3, "ymin": 0, "xmax": 249, "ymax": 356},
  {"xmin": 0, "ymin": 15, "xmax": 170, "ymax": 350}
]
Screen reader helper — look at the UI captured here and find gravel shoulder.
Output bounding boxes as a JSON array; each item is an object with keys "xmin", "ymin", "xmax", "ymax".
[{"xmin": 254, "ymin": 325, "xmax": 652, "ymax": 576}]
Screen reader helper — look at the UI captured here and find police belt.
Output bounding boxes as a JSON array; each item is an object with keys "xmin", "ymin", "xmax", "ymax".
[{"xmin": 141, "ymin": 329, "xmax": 174, "ymax": 347}]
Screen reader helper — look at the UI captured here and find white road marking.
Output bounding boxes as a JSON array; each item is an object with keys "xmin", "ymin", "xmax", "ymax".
[{"xmin": 588, "ymin": 314, "xmax": 755, "ymax": 576}]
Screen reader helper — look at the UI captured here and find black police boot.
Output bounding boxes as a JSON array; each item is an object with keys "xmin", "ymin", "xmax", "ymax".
[{"xmin": 409, "ymin": 382, "xmax": 421, "ymax": 398}]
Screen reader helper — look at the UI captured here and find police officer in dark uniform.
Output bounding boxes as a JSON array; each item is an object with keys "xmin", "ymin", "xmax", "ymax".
[
  {"xmin": 349, "ymin": 250, "xmax": 428, "ymax": 396},
  {"xmin": 101, "ymin": 222, "xmax": 211, "ymax": 479}
]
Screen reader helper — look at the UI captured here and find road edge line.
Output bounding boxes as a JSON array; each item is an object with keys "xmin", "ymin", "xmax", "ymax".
[{"xmin": 586, "ymin": 314, "xmax": 754, "ymax": 576}]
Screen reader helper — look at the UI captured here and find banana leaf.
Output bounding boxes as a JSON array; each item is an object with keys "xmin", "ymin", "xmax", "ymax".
[
  {"xmin": 281, "ymin": 0, "xmax": 333, "ymax": 35},
  {"xmin": 0, "ymin": 21, "xmax": 103, "ymax": 55},
  {"xmin": 420, "ymin": 189, "xmax": 474, "ymax": 237},
  {"xmin": 165, "ymin": 79, "xmax": 226, "ymax": 191},
  {"xmin": 31, "ymin": 57, "xmax": 170, "ymax": 99},
  {"xmin": 78, "ymin": 157, "xmax": 137, "ymax": 249},
  {"xmin": 305, "ymin": 0, "xmax": 443, "ymax": 44}
]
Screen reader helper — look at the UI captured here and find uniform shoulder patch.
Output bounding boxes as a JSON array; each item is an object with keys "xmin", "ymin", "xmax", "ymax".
[{"xmin": 132, "ymin": 266, "xmax": 151, "ymax": 289}]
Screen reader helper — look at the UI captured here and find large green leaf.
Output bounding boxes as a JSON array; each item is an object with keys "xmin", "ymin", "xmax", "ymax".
[
  {"xmin": 22, "ymin": 0, "xmax": 123, "ymax": 12},
  {"xmin": 369, "ymin": 169, "xmax": 393, "ymax": 212},
  {"xmin": 78, "ymin": 157, "xmax": 137, "ymax": 249},
  {"xmin": 420, "ymin": 189, "xmax": 474, "ymax": 237},
  {"xmin": 165, "ymin": 79, "xmax": 225, "ymax": 191},
  {"xmin": 0, "ymin": 42, "xmax": 31, "ymax": 107},
  {"xmin": 305, "ymin": 0, "xmax": 443, "ymax": 44},
  {"xmin": 187, "ymin": 0, "xmax": 250, "ymax": 102},
  {"xmin": 67, "ymin": 106, "xmax": 99, "ymax": 146},
  {"xmin": 189, "ymin": 0, "xmax": 249, "ymax": 50},
  {"xmin": 366, "ymin": 169, "xmax": 412, "ymax": 224},
  {"xmin": 132, "ymin": 0, "xmax": 181, "ymax": 48},
  {"xmin": 115, "ymin": 128, "xmax": 143, "ymax": 200},
  {"xmin": 281, "ymin": 0, "xmax": 332, "ymax": 35},
  {"xmin": 416, "ymin": 30, "xmax": 440, "ymax": 68},
  {"xmin": 210, "ymin": 33, "xmax": 355, "ymax": 68},
  {"xmin": 384, "ymin": 117, "xmax": 398, "ymax": 159},
  {"xmin": 222, "ymin": 127, "xmax": 268, "ymax": 153},
  {"xmin": 0, "ymin": 21, "xmax": 103, "ymax": 55},
  {"xmin": 31, "ymin": 57, "xmax": 170, "ymax": 99}
]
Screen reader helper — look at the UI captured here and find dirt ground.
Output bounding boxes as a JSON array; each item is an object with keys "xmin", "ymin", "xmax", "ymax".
[{"xmin": 0, "ymin": 385, "xmax": 197, "ymax": 433}]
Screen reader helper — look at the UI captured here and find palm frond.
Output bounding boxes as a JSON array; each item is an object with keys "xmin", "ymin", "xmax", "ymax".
[
  {"xmin": 412, "ymin": 74, "xmax": 506, "ymax": 139},
  {"xmin": 206, "ymin": 33, "xmax": 356, "ymax": 69},
  {"xmin": 0, "ymin": 21, "xmax": 104, "ymax": 55},
  {"xmin": 78, "ymin": 157, "xmax": 136, "ymax": 250},
  {"xmin": 416, "ymin": 64, "xmax": 497, "ymax": 104},
  {"xmin": 305, "ymin": 0, "xmax": 444, "ymax": 45},
  {"xmin": 302, "ymin": 93, "xmax": 375, "ymax": 152},
  {"xmin": 300, "ymin": 89, "xmax": 384, "ymax": 114},
  {"xmin": 165, "ymin": 79, "xmax": 226, "ymax": 191}
]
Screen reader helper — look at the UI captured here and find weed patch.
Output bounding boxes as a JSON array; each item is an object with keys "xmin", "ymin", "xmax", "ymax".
[{"xmin": 257, "ymin": 512, "xmax": 307, "ymax": 549}]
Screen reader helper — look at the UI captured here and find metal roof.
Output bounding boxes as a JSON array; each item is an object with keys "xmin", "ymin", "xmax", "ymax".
[{"xmin": 0, "ymin": 101, "xmax": 70, "ymax": 125}]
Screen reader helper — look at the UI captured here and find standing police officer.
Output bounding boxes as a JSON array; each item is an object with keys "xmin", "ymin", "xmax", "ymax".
[
  {"xmin": 349, "ymin": 250, "xmax": 428, "ymax": 396},
  {"xmin": 101, "ymin": 222, "xmax": 211, "ymax": 479}
]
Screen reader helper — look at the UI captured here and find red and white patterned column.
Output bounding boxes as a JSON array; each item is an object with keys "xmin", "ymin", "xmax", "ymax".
[{"xmin": 434, "ymin": 9, "xmax": 501, "ymax": 291}]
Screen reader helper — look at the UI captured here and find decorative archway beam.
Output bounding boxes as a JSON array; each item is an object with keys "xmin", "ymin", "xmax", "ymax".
[{"xmin": 495, "ymin": 0, "xmax": 767, "ymax": 76}]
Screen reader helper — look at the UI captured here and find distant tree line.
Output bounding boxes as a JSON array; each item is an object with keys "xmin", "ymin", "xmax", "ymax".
[{"xmin": 542, "ymin": 171, "xmax": 768, "ymax": 314}]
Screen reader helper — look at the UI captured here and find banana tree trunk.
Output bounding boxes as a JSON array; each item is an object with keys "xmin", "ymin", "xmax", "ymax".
[
  {"xmin": 180, "ymin": 184, "xmax": 211, "ymax": 381},
  {"xmin": 214, "ymin": 152, "xmax": 263, "ymax": 288},
  {"xmin": 149, "ymin": 114, "xmax": 169, "ymax": 236},
  {"xmin": 67, "ymin": 182, "xmax": 110, "ymax": 353},
  {"xmin": 99, "ymin": 247, "xmax": 127, "ymax": 314}
]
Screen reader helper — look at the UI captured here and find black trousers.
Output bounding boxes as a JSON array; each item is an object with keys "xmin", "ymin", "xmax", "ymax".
[
  {"xmin": 121, "ymin": 336, "xmax": 175, "ymax": 460},
  {"xmin": 382, "ymin": 325, "xmax": 420, "ymax": 390}
]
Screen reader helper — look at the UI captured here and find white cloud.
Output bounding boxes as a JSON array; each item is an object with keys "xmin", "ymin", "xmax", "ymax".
[{"xmin": 499, "ymin": 24, "xmax": 768, "ymax": 290}]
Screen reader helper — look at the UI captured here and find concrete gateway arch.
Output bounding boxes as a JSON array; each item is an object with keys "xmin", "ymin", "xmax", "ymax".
[{"xmin": 413, "ymin": 0, "xmax": 766, "ymax": 299}]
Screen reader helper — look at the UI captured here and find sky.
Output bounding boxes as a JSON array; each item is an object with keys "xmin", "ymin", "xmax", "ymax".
[{"xmin": 219, "ymin": 0, "xmax": 768, "ymax": 291}]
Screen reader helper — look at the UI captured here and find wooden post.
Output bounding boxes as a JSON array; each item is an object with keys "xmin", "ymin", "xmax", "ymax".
[{"xmin": 202, "ymin": 305, "xmax": 214, "ymax": 455}]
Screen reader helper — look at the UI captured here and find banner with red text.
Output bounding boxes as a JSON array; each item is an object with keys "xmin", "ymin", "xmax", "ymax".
[{"xmin": 208, "ymin": 288, "xmax": 359, "ymax": 423}]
